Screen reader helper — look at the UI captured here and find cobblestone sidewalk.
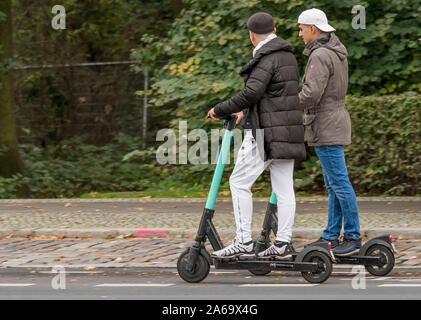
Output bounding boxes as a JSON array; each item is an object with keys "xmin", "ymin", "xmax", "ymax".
[
  {"xmin": 0, "ymin": 197, "xmax": 420, "ymax": 268},
  {"xmin": 1, "ymin": 237, "xmax": 421, "ymax": 268},
  {"xmin": 0, "ymin": 197, "xmax": 420, "ymax": 239}
]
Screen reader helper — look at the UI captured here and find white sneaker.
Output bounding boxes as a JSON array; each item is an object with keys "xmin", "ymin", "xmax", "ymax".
[
  {"xmin": 211, "ymin": 239, "xmax": 254, "ymax": 259},
  {"xmin": 257, "ymin": 241, "xmax": 293, "ymax": 260}
]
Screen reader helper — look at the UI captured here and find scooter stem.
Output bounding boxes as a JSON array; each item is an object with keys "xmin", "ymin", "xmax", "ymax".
[
  {"xmin": 205, "ymin": 115, "xmax": 237, "ymax": 210},
  {"xmin": 269, "ymin": 191, "xmax": 277, "ymax": 205}
]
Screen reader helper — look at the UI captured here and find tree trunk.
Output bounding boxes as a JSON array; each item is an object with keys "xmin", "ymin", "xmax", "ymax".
[{"xmin": 0, "ymin": 0, "xmax": 23, "ymax": 177}]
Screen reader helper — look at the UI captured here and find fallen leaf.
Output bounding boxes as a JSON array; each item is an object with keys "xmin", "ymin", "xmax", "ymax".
[
  {"xmin": 84, "ymin": 266, "xmax": 96, "ymax": 271},
  {"xmin": 65, "ymin": 203, "xmax": 72, "ymax": 207}
]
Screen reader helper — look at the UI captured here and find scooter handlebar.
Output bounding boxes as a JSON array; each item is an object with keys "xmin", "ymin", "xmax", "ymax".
[
  {"xmin": 207, "ymin": 114, "xmax": 238, "ymax": 130},
  {"xmin": 223, "ymin": 115, "xmax": 238, "ymax": 130}
]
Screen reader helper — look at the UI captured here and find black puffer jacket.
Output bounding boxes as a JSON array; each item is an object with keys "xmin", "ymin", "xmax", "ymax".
[{"xmin": 214, "ymin": 36, "xmax": 306, "ymax": 161}]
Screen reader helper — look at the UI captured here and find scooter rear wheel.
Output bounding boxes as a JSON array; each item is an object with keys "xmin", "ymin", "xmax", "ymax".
[
  {"xmin": 301, "ymin": 251, "xmax": 332, "ymax": 284},
  {"xmin": 365, "ymin": 245, "xmax": 395, "ymax": 276},
  {"xmin": 177, "ymin": 248, "xmax": 210, "ymax": 283}
]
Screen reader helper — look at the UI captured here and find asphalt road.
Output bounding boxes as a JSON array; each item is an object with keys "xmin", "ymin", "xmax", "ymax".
[{"xmin": 1, "ymin": 266, "xmax": 420, "ymax": 300}]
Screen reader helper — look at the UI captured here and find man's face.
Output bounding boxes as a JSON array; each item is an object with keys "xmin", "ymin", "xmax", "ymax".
[{"xmin": 298, "ymin": 24, "xmax": 318, "ymax": 45}]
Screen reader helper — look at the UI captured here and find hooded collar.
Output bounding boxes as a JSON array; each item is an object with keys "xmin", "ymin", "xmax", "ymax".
[
  {"xmin": 253, "ymin": 33, "xmax": 277, "ymax": 57},
  {"xmin": 303, "ymin": 32, "xmax": 348, "ymax": 61},
  {"xmin": 240, "ymin": 36, "xmax": 294, "ymax": 76}
]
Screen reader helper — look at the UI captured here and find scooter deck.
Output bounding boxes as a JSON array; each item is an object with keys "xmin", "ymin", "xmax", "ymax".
[
  {"xmin": 333, "ymin": 254, "xmax": 387, "ymax": 266},
  {"xmin": 213, "ymin": 257, "xmax": 321, "ymax": 273}
]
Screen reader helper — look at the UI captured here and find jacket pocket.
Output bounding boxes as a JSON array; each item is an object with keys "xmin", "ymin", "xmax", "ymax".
[{"xmin": 303, "ymin": 114, "xmax": 318, "ymax": 143}]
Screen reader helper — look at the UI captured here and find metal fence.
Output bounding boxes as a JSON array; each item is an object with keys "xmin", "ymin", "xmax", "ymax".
[{"xmin": 13, "ymin": 61, "xmax": 151, "ymax": 146}]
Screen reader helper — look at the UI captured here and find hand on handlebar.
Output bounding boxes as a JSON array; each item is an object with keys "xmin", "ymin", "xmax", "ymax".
[
  {"xmin": 207, "ymin": 108, "xmax": 244, "ymax": 125},
  {"xmin": 207, "ymin": 107, "xmax": 220, "ymax": 121},
  {"xmin": 233, "ymin": 111, "xmax": 244, "ymax": 125}
]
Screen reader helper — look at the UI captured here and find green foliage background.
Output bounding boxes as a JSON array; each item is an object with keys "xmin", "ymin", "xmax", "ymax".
[
  {"xmin": 129, "ymin": 0, "xmax": 421, "ymax": 197},
  {"xmin": 1, "ymin": 94, "xmax": 419, "ymax": 198},
  {"xmin": 1, "ymin": 0, "xmax": 419, "ymax": 198},
  {"xmin": 133, "ymin": 0, "xmax": 421, "ymax": 117}
]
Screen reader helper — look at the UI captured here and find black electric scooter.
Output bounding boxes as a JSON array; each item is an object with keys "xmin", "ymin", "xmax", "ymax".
[
  {"xmin": 177, "ymin": 115, "xmax": 333, "ymax": 284},
  {"xmin": 254, "ymin": 194, "xmax": 396, "ymax": 277}
]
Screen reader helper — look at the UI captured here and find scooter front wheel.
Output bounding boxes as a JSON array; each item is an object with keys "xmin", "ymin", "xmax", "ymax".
[
  {"xmin": 177, "ymin": 248, "xmax": 210, "ymax": 283},
  {"xmin": 300, "ymin": 251, "xmax": 332, "ymax": 284},
  {"xmin": 365, "ymin": 245, "xmax": 395, "ymax": 276}
]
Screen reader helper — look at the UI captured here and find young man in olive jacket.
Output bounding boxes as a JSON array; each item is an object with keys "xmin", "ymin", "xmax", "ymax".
[
  {"xmin": 298, "ymin": 8, "xmax": 361, "ymax": 256},
  {"xmin": 207, "ymin": 12, "xmax": 306, "ymax": 259}
]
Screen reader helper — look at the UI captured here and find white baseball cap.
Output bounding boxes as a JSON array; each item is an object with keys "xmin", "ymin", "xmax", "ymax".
[{"xmin": 298, "ymin": 8, "xmax": 336, "ymax": 32}]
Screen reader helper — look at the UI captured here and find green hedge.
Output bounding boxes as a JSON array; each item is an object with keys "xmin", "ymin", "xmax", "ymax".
[
  {"xmin": 292, "ymin": 94, "xmax": 420, "ymax": 196},
  {"xmin": 345, "ymin": 94, "xmax": 420, "ymax": 195},
  {"xmin": 0, "ymin": 94, "xmax": 419, "ymax": 198}
]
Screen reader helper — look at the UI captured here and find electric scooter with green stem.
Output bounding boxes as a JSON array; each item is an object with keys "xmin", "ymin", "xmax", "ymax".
[{"xmin": 177, "ymin": 114, "xmax": 334, "ymax": 284}]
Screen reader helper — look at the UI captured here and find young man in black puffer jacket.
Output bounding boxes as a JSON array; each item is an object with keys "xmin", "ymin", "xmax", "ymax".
[{"xmin": 207, "ymin": 12, "xmax": 306, "ymax": 260}]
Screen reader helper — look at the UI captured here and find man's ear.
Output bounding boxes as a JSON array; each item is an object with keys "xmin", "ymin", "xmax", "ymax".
[
  {"xmin": 273, "ymin": 27, "xmax": 277, "ymax": 34},
  {"xmin": 310, "ymin": 25, "xmax": 317, "ymax": 34},
  {"xmin": 311, "ymin": 25, "xmax": 320, "ymax": 35}
]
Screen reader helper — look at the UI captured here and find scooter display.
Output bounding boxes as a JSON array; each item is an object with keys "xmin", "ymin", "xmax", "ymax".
[
  {"xmin": 177, "ymin": 115, "xmax": 333, "ymax": 284},
  {"xmin": 253, "ymin": 191, "xmax": 396, "ymax": 277}
]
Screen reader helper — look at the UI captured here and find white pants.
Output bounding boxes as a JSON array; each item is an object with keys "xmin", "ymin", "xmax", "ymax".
[{"xmin": 230, "ymin": 130, "xmax": 296, "ymax": 243}]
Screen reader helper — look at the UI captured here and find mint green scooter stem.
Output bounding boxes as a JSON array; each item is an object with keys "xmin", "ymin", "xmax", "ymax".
[
  {"xmin": 204, "ymin": 113, "xmax": 277, "ymax": 209},
  {"xmin": 269, "ymin": 191, "xmax": 277, "ymax": 205},
  {"xmin": 205, "ymin": 128, "xmax": 233, "ymax": 210}
]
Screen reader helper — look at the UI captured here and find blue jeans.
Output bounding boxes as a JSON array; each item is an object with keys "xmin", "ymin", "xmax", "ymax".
[{"xmin": 314, "ymin": 145, "xmax": 360, "ymax": 240}]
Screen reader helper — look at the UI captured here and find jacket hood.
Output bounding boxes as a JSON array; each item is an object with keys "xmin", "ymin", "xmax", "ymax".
[
  {"xmin": 240, "ymin": 36, "xmax": 294, "ymax": 75},
  {"xmin": 303, "ymin": 32, "xmax": 348, "ymax": 61}
]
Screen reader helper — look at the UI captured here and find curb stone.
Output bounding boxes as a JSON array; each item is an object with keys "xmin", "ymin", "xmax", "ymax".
[
  {"xmin": 0, "ymin": 197, "xmax": 420, "ymax": 203},
  {"xmin": 1, "ymin": 227, "xmax": 420, "ymax": 240}
]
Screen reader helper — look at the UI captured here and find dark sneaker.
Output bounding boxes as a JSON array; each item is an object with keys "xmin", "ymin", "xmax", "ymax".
[
  {"xmin": 304, "ymin": 237, "xmax": 339, "ymax": 249},
  {"xmin": 332, "ymin": 236, "xmax": 362, "ymax": 256},
  {"xmin": 256, "ymin": 241, "xmax": 294, "ymax": 260}
]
